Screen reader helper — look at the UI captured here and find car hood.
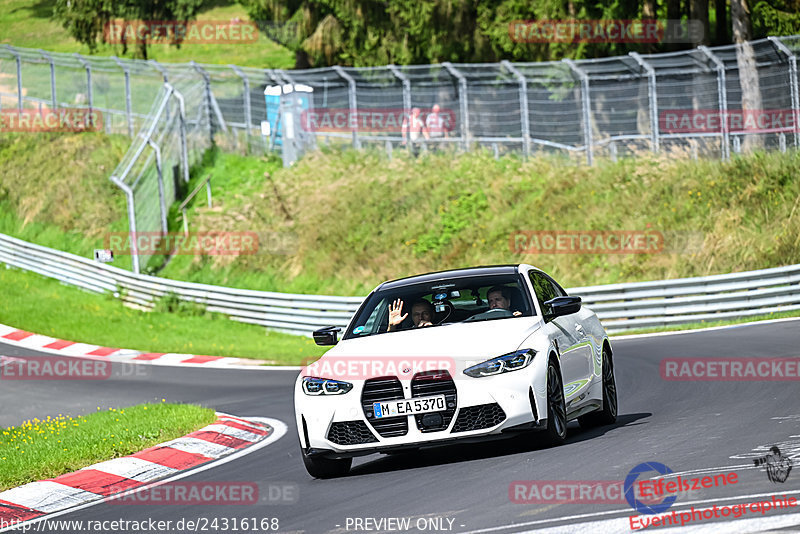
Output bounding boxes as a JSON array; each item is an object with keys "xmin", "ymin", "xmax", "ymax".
[{"xmin": 327, "ymin": 318, "xmax": 541, "ymax": 360}]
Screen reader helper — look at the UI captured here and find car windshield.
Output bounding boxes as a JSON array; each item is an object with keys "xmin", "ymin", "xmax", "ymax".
[{"xmin": 343, "ymin": 273, "xmax": 533, "ymax": 339}]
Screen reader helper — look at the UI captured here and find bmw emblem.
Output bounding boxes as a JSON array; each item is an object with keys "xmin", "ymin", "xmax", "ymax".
[{"xmin": 402, "ymin": 367, "xmax": 411, "ymax": 374}]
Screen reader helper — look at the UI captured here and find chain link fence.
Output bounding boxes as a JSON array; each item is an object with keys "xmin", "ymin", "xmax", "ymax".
[{"xmin": 1, "ymin": 36, "xmax": 799, "ymax": 271}]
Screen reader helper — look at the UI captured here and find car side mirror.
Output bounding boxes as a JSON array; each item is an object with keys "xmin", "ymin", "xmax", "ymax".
[
  {"xmin": 312, "ymin": 326, "xmax": 341, "ymax": 346},
  {"xmin": 544, "ymin": 296, "xmax": 582, "ymax": 319}
]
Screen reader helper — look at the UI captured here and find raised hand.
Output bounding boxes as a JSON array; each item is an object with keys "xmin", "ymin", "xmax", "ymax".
[{"xmin": 387, "ymin": 299, "xmax": 407, "ymax": 331}]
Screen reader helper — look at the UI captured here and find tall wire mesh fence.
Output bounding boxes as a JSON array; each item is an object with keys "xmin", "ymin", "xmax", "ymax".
[{"xmin": 1, "ymin": 36, "xmax": 798, "ymax": 271}]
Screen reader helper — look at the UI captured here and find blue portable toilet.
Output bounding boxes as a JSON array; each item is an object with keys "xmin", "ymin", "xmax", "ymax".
[{"xmin": 263, "ymin": 84, "xmax": 314, "ymax": 148}]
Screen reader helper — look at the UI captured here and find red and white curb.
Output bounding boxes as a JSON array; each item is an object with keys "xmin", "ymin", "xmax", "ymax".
[
  {"xmin": 0, "ymin": 414, "xmax": 287, "ymax": 528},
  {"xmin": 0, "ymin": 323, "xmax": 299, "ymax": 369}
]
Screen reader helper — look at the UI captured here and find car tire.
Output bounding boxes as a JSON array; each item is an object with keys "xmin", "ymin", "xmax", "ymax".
[
  {"xmin": 541, "ymin": 358, "xmax": 567, "ymax": 446},
  {"xmin": 579, "ymin": 347, "xmax": 618, "ymax": 429},
  {"xmin": 301, "ymin": 450, "xmax": 352, "ymax": 479}
]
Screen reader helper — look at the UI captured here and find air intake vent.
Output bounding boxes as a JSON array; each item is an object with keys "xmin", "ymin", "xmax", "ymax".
[
  {"xmin": 361, "ymin": 376, "xmax": 408, "ymax": 437},
  {"xmin": 451, "ymin": 403, "xmax": 506, "ymax": 433},
  {"xmin": 327, "ymin": 421, "xmax": 378, "ymax": 445},
  {"xmin": 411, "ymin": 370, "xmax": 457, "ymax": 432}
]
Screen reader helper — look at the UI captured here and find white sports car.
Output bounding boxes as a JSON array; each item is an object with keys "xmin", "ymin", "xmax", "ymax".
[{"xmin": 294, "ymin": 265, "xmax": 617, "ymax": 478}]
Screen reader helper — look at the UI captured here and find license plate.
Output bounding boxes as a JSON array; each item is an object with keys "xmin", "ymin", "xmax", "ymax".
[{"xmin": 373, "ymin": 395, "xmax": 446, "ymax": 419}]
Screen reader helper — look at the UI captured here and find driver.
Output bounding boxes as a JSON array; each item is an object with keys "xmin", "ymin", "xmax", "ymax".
[
  {"xmin": 387, "ymin": 298, "xmax": 434, "ymax": 331},
  {"xmin": 486, "ymin": 286, "xmax": 523, "ymax": 316}
]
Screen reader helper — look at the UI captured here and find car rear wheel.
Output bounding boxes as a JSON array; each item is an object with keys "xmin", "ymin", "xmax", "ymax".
[
  {"xmin": 579, "ymin": 347, "xmax": 617, "ymax": 429},
  {"xmin": 301, "ymin": 449, "xmax": 352, "ymax": 479},
  {"xmin": 541, "ymin": 359, "xmax": 567, "ymax": 446}
]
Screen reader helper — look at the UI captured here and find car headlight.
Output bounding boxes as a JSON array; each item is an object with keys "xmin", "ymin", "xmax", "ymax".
[
  {"xmin": 463, "ymin": 349, "xmax": 536, "ymax": 378},
  {"xmin": 301, "ymin": 377, "xmax": 353, "ymax": 395}
]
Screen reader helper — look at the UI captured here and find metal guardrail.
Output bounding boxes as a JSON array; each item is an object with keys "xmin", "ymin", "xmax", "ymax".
[{"xmin": 2, "ymin": 232, "xmax": 799, "ymax": 335}]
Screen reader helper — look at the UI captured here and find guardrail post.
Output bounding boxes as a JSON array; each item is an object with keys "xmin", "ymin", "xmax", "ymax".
[
  {"xmin": 333, "ymin": 66, "xmax": 359, "ymax": 149},
  {"xmin": 4, "ymin": 45, "xmax": 23, "ymax": 111},
  {"xmin": 442, "ymin": 63, "xmax": 469, "ymax": 151},
  {"xmin": 699, "ymin": 46, "xmax": 730, "ymax": 161},
  {"xmin": 168, "ymin": 83, "xmax": 190, "ymax": 184},
  {"xmin": 768, "ymin": 36, "xmax": 799, "ymax": 149},
  {"xmin": 191, "ymin": 62, "xmax": 227, "ymax": 142},
  {"xmin": 111, "ymin": 56, "xmax": 134, "ymax": 138},
  {"xmin": 564, "ymin": 59, "xmax": 593, "ymax": 165},
  {"xmin": 629, "ymin": 52, "xmax": 660, "ymax": 153},
  {"xmin": 38, "ymin": 50, "xmax": 58, "ymax": 111},
  {"xmin": 388, "ymin": 65, "xmax": 412, "ymax": 152},
  {"xmin": 502, "ymin": 60, "xmax": 531, "ymax": 158},
  {"xmin": 73, "ymin": 53, "xmax": 93, "ymax": 114},
  {"xmin": 230, "ymin": 65, "xmax": 252, "ymax": 153}
]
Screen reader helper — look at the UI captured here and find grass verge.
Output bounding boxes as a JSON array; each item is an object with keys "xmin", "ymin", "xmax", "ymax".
[
  {"xmin": 0, "ymin": 266, "xmax": 328, "ymax": 364},
  {"xmin": 0, "ymin": 402, "xmax": 216, "ymax": 492}
]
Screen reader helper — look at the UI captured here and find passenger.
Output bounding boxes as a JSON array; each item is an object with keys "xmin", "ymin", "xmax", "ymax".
[{"xmin": 387, "ymin": 298, "xmax": 434, "ymax": 331}]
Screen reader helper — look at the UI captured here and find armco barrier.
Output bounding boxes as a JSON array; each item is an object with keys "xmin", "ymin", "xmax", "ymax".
[{"xmin": 2, "ymin": 233, "xmax": 799, "ymax": 335}]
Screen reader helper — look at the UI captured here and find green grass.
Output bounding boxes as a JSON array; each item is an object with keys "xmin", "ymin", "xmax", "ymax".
[
  {"xmin": 0, "ymin": 403, "xmax": 216, "ymax": 491},
  {"xmin": 0, "ymin": 0, "xmax": 294, "ymax": 68},
  {"xmin": 154, "ymin": 147, "xmax": 800, "ymax": 296},
  {"xmin": 611, "ymin": 310, "xmax": 800, "ymax": 337},
  {"xmin": 0, "ymin": 266, "xmax": 329, "ymax": 364}
]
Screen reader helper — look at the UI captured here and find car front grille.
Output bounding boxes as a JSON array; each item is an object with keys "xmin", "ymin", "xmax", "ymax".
[
  {"xmin": 327, "ymin": 421, "xmax": 378, "ymax": 445},
  {"xmin": 451, "ymin": 403, "xmax": 507, "ymax": 433},
  {"xmin": 411, "ymin": 370, "xmax": 457, "ymax": 432},
  {"xmin": 361, "ymin": 376, "xmax": 408, "ymax": 437}
]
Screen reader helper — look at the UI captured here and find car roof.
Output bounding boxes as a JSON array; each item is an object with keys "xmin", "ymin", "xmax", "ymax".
[{"xmin": 378, "ymin": 265, "xmax": 522, "ymax": 291}]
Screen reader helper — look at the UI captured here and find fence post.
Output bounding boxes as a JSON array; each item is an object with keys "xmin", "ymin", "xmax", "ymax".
[
  {"xmin": 168, "ymin": 84, "xmax": 190, "ymax": 184},
  {"xmin": 629, "ymin": 52, "xmax": 659, "ymax": 153},
  {"xmin": 38, "ymin": 50, "xmax": 57, "ymax": 111},
  {"xmin": 111, "ymin": 56, "xmax": 134, "ymax": 138},
  {"xmin": 191, "ymin": 62, "xmax": 217, "ymax": 144},
  {"xmin": 388, "ymin": 65, "xmax": 411, "ymax": 150},
  {"xmin": 501, "ymin": 60, "xmax": 531, "ymax": 158},
  {"xmin": 768, "ymin": 36, "xmax": 799, "ymax": 149},
  {"xmin": 333, "ymin": 66, "xmax": 359, "ymax": 149},
  {"xmin": 230, "ymin": 65, "xmax": 252, "ymax": 153},
  {"xmin": 110, "ymin": 175, "xmax": 140, "ymax": 274},
  {"xmin": 5, "ymin": 45, "xmax": 23, "ymax": 111},
  {"xmin": 698, "ymin": 46, "xmax": 730, "ymax": 161},
  {"xmin": 147, "ymin": 138, "xmax": 169, "ymax": 234},
  {"xmin": 442, "ymin": 63, "xmax": 469, "ymax": 151},
  {"xmin": 564, "ymin": 59, "xmax": 593, "ymax": 166},
  {"xmin": 73, "ymin": 53, "xmax": 93, "ymax": 113}
]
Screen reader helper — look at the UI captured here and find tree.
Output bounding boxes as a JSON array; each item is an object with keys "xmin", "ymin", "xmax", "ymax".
[
  {"xmin": 731, "ymin": 0, "xmax": 763, "ymax": 151},
  {"xmin": 53, "ymin": 0, "xmax": 203, "ymax": 60}
]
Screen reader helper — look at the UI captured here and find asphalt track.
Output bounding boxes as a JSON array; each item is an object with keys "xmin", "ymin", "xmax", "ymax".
[{"xmin": 1, "ymin": 318, "xmax": 799, "ymax": 534}]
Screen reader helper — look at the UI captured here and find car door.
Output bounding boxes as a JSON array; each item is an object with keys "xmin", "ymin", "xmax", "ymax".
[{"xmin": 528, "ymin": 271, "xmax": 593, "ymax": 410}]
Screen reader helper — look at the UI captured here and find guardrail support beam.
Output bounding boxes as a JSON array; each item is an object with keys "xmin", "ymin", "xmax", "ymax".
[
  {"xmin": 38, "ymin": 50, "xmax": 58, "ymax": 111},
  {"xmin": 73, "ymin": 53, "xmax": 93, "ymax": 114},
  {"xmin": 5, "ymin": 45, "xmax": 23, "ymax": 111},
  {"xmin": 230, "ymin": 65, "xmax": 252, "ymax": 153}
]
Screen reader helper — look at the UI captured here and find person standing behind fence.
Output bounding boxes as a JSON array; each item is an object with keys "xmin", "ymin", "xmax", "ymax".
[
  {"xmin": 401, "ymin": 107, "xmax": 429, "ymax": 156},
  {"xmin": 426, "ymin": 104, "xmax": 449, "ymax": 146}
]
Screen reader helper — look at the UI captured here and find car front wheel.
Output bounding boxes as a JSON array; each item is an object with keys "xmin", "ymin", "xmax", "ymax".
[
  {"xmin": 579, "ymin": 346, "xmax": 618, "ymax": 429},
  {"xmin": 301, "ymin": 449, "xmax": 352, "ymax": 479},
  {"xmin": 541, "ymin": 358, "xmax": 567, "ymax": 446}
]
